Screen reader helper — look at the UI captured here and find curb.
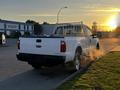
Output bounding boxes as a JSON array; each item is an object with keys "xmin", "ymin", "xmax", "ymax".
[{"xmin": 53, "ymin": 61, "xmax": 94, "ymax": 90}]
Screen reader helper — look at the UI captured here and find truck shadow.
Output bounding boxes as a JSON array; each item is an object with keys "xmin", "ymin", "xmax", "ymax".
[{"xmin": 0, "ymin": 66, "xmax": 73, "ymax": 90}]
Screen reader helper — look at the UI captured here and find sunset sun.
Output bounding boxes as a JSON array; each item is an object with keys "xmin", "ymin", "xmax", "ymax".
[{"xmin": 107, "ymin": 15, "xmax": 117, "ymax": 30}]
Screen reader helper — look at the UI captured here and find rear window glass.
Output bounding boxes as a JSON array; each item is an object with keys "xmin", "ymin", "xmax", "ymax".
[{"xmin": 41, "ymin": 25, "xmax": 55, "ymax": 35}]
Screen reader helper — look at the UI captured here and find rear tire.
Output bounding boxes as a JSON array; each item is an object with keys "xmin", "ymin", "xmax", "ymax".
[
  {"xmin": 73, "ymin": 48, "xmax": 82, "ymax": 71},
  {"xmin": 96, "ymin": 43, "xmax": 100, "ymax": 50}
]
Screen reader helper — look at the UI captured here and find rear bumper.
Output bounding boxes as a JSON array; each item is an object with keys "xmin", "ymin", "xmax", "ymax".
[{"xmin": 16, "ymin": 53, "xmax": 65, "ymax": 66}]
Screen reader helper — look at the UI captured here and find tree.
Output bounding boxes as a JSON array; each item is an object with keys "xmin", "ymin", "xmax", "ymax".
[
  {"xmin": 26, "ymin": 20, "xmax": 39, "ymax": 24},
  {"xmin": 43, "ymin": 22, "xmax": 49, "ymax": 25},
  {"xmin": 114, "ymin": 26, "xmax": 120, "ymax": 36}
]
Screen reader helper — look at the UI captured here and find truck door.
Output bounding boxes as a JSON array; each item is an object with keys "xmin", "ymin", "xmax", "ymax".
[
  {"xmin": 83, "ymin": 26, "xmax": 92, "ymax": 48},
  {"xmin": 83, "ymin": 26, "xmax": 97, "ymax": 47}
]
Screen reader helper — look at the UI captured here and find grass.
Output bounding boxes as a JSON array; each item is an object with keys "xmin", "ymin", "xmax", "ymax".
[{"xmin": 56, "ymin": 52, "xmax": 120, "ymax": 90}]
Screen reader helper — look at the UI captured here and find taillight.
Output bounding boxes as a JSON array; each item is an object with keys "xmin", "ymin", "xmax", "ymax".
[
  {"xmin": 60, "ymin": 41, "xmax": 66, "ymax": 52},
  {"xmin": 17, "ymin": 40, "xmax": 20, "ymax": 49}
]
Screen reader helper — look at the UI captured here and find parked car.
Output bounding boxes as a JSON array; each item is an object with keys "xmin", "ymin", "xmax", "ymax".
[{"xmin": 0, "ymin": 33, "xmax": 6, "ymax": 45}]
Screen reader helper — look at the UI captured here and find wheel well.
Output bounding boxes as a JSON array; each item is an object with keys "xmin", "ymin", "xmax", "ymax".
[
  {"xmin": 97, "ymin": 43, "xmax": 99, "ymax": 46},
  {"xmin": 96, "ymin": 43, "xmax": 100, "ymax": 49},
  {"xmin": 75, "ymin": 46, "xmax": 82, "ymax": 54}
]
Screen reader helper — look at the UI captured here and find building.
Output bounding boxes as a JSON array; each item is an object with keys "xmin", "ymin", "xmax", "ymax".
[{"xmin": 0, "ymin": 19, "xmax": 34, "ymax": 36}]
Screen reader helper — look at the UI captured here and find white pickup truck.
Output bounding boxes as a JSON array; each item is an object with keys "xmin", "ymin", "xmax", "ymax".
[{"xmin": 16, "ymin": 23, "xmax": 100, "ymax": 70}]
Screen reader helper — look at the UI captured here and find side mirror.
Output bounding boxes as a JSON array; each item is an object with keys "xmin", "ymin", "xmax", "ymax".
[{"xmin": 91, "ymin": 34, "xmax": 97, "ymax": 38}]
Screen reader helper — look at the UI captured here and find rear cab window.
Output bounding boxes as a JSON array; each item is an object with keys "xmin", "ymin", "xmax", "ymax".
[{"xmin": 54, "ymin": 25, "xmax": 84, "ymax": 37}]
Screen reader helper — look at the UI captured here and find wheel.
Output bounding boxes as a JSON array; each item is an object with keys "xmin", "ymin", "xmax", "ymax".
[
  {"xmin": 73, "ymin": 49, "xmax": 82, "ymax": 71},
  {"xmin": 29, "ymin": 63, "xmax": 42, "ymax": 69},
  {"xmin": 96, "ymin": 43, "xmax": 100, "ymax": 50}
]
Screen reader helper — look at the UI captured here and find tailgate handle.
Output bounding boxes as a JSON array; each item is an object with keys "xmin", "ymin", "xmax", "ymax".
[
  {"xmin": 36, "ymin": 45, "xmax": 42, "ymax": 48},
  {"xmin": 36, "ymin": 39, "xmax": 42, "ymax": 43}
]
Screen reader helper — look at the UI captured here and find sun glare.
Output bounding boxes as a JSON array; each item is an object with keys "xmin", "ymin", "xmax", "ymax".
[{"xmin": 107, "ymin": 15, "xmax": 117, "ymax": 30}]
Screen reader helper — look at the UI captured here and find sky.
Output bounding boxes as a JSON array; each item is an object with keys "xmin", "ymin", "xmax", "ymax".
[{"xmin": 0, "ymin": 0, "xmax": 120, "ymax": 27}]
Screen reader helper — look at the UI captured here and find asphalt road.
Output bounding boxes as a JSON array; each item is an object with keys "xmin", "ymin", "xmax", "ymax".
[
  {"xmin": 0, "ymin": 38, "xmax": 119, "ymax": 90},
  {"xmin": 0, "ymin": 46, "xmax": 32, "ymax": 81},
  {"xmin": 100, "ymin": 38, "xmax": 120, "ymax": 52}
]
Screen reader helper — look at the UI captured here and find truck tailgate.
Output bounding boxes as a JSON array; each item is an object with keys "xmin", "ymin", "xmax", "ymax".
[{"xmin": 19, "ymin": 37, "xmax": 64, "ymax": 56}]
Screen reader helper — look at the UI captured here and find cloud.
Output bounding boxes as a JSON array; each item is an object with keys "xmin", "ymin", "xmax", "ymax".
[
  {"xmin": 89, "ymin": 8, "xmax": 120, "ymax": 13},
  {"xmin": 19, "ymin": 14, "xmax": 57, "ymax": 17}
]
